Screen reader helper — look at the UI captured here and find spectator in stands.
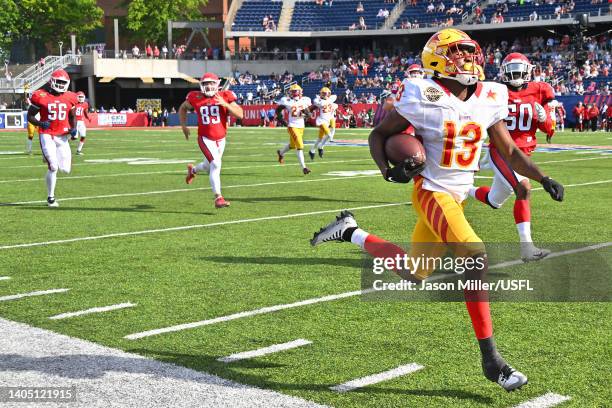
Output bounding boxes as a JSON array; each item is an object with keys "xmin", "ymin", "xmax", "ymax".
[
  {"xmin": 437, "ymin": 1, "xmax": 445, "ymax": 12},
  {"xmin": 356, "ymin": 1, "xmax": 364, "ymax": 12},
  {"xmin": 132, "ymin": 45, "xmax": 140, "ymax": 58},
  {"xmin": 296, "ymin": 47, "xmax": 303, "ymax": 61},
  {"xmin": 262, "ymin": 15, "xmax": 269, "ymax": 28},
  {"xmin": 529, "ymin": 10, "xmax": 538, "ymax": 21},
  {"xmin": 349, "ymin": 22, "xmax": 357, "ymax": 30},
  {"xmin": 161, "ymin": 44, "xmax": 168, "ymax": 59},
  {"xmin": 146, "ymin": 44, "xmax": 153, "ymax": 58},
  {"xmin": 359, "ymin": 16, "xmax": 367, "ymax": 30},
  {"xmin": 427, "ymin": 2, "xmax": 435, "ymax": 12},
  {"xmin": 153, "ymin": 45, "xmax": 160, "ymax": 59},
  {"xmin": 377, "ymin": 8, "xmax": 385, "ymax": 17}
]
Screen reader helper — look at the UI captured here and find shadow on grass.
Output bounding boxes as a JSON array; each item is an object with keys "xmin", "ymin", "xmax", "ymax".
[
  {"xmin": 202, "ymin": 256, "xmax": 364, "ymax": 269},
  {"xmin": 126, "ymin": 349, "xmax": 494, "ymax": 405}
]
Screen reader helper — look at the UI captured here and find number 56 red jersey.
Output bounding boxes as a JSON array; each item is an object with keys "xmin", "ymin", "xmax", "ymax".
[
  {"xmin": 506, "ymin": 81, "xmax": 554, "ymax": 154},
  {"xmin": 186, "ymin": 90, "xmax": 237, "ymax": 140},
  {"xmin": 30, "ymin": 89, "xmax": 78, "ymax": 136}
]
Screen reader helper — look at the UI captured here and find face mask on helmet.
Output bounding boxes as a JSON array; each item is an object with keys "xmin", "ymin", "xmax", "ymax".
[
  {"xmin": 77, "ymin": 94, "xmax": 85, "ymax": 103},
  {"xmin": 320, "ymin": 90, "xmax": 330, "ymax": 99},
  {"xmin": 200, "ymin": 80, "xmax": 219, "ymax": 97},
  {"xmin": 445, "ymin": 42, "xmax": 484, "ymax": 86},
  {"xmin": 291, "ymin": 89, "xmax": 302, "ymax": 99},
  {"xmin": 50, "ymin": 77, "xmax": 70, "ymax": 93},
  {"xmin": 502, "ymin": 61, "xmax": 531, "ymax": 88}
]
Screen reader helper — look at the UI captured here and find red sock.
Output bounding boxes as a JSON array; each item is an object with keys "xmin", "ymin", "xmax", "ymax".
[
  {"xmin": 465, "ymin": 301, "xmax": 493, "ymax": 339},
  {"xmin": 363, "ymin": 234, "xmax": 407, "ymax": 259},
  {"xmin": 80, "ymin": 137, "xmax": 86, "ymax": 143},
  {"xmin": 474, "ymin": 186, "xmax": 491, "ymax": 205},
  {"xmin": 513, "ymin": 199, "xmax": 530, "ymax": 224}
]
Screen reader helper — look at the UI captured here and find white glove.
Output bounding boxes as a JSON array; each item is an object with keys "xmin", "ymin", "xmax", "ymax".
[{"xmin": 534, "ymin": 102, "xmax": 547, "ymax": 123}]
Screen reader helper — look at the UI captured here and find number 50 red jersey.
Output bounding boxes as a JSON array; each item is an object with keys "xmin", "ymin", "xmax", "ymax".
[
  {"xmin": 186, "ymin": 90, "xmax": 237, "ymax": 140},
  {"xmin": 505, "ymin": 81, "xmax": 554, "ymax": 155},
  {"xmin": 30, "ymin": 89, "xmax": 78, "ymax": 136}
]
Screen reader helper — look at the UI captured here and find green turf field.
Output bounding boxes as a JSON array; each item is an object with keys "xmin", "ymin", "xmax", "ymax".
[{"xmin": 0, "ymin": 127, "xmax": 610, "ymax": 407}]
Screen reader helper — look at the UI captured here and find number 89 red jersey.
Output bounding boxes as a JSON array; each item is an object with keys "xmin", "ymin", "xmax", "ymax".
[
  {"xmin": 186, "ymin": 90, "xmax": 237, "ymax": 140},
  {"xmin": 30, "ymin": 89, "xmax": 78, "ymax": 136},
  {"xmin": 505, "ymin": 82, "xmax": 554, "ymax": 154}
]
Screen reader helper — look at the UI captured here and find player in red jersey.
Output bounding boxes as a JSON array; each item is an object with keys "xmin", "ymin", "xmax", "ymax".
[
  {"xmin": 74, "ymin": 91, "xmax": 90, "ymax": 155},
  {"xmin": 573, "ymin": 102, "xmax": 585, "ymax": 132},
  {"xmin": 179, "ymin": 72, "xmax": 244, "ymax": 208},
  {"xmin": 27, "ymin": 69, "xmax": 78, "ymax": 207},
  {"xmin": 469, "ymin": 53, "xmax": 555, "ymax": 262}
]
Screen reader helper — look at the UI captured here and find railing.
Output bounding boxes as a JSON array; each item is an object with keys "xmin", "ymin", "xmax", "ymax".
[{"xmin": 0, "ymin": 54, "xmax": 82, "ymax": 93}]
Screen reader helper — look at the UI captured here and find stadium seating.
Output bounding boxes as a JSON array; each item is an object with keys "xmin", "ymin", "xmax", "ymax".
[
  {"xmin": 483, "ymin": 0, "xmax": 609, "ymax": 23},
  {"xmin": 290, "ymin": 0, "xmax": 392, "ymax": 31},
  {"xmin": 394, "ymin": 0, "xmax": 463, "ymax": 28},
  {"xmin": 232, "ymin": 0, "xmax": 283, "ymax": 31}
]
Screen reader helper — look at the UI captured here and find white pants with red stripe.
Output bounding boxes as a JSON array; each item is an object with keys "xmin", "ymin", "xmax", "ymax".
[
  {"xmin": 487, "ymin": 146, "xmax": 527, "ymax": 208},
  {"xmin": 40, "ymin": 133, "xmax": 71, "ymax": 199},
  {"xmin": 196, "ymin": 136, "xmax": 226, "ymax": 195}
]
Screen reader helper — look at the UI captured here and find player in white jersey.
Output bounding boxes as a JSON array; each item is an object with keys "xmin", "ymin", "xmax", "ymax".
[
  {"xmin": 311, "ymin": 29, "xmax": 565, "ymax": 392},
  {"xmin": 309, "ymin": 87, "xmax": 337, "ymax": 160},
  {"xmin": 275, "ymin": 84, "xmax": 312, "ymax": 174}
]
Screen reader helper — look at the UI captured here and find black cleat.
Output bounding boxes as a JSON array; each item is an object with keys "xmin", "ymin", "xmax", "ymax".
[
  {"xmin": 309, "ymin": 150, "xmax": 315, "ymax": 160},
  {"xmin": 310, "ymin": 211, "xmax": 357, "ymax": 246},
  {"xmin": 318, "ymin": 148, "xmax": 324, "ymax": 158}
]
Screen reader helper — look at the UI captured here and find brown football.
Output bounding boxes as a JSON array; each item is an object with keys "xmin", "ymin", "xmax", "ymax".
[{"xmin": 384, "ymin": 133, "xmax": 426, "ymax": 167}]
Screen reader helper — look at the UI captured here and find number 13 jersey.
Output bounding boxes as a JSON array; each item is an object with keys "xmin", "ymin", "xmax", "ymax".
[
  {"xmin": 186, "ymin": 90, "xmax": 237, "ymax": 140},
  {"xmin": 394, "ymin": 78, "xmax": 508, "ymax": 202}
]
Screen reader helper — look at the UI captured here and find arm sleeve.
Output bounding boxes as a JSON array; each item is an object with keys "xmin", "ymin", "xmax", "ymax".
[
  {"xmin": 224, "ymin": 90, "xmax": 237, "ymax": 103},
  {"xmin": 30, "ymin": 92, "xmax": 42, "ymax": 109},
  {"xmin": 539, "ymin": 83, "xmax": 555, "ymax": 104}
]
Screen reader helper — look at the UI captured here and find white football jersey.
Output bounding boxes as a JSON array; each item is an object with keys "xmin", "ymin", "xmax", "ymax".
[
  {"xmin": 314, "ymin": 95, "xmax": 338, "ymax": 125},
  {"xmin": 394, "ymin": 78, "xmax": 508, "ymax": 202},
  {"xmin": 280, "ymin": 96, "xmax": 311, "ymax": 128}
]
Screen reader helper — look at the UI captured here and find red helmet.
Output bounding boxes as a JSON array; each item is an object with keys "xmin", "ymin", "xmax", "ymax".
[
  {"xmin": 200, "ymin": 72, "xmax": 220, "ymax": 97},
  {"xmin": 501, "ymin": 53, "xmax": 532, "ymax": 88},
  {"xmin": 76, "ymin": 91, "xmax": 86, "ymax": 102},
  {"xmin": 50, "ymin": 69, "xmax": 70, "ymax": 93},
  {"xmin": 407, "ymin": 64, "xmax": 424, "ymax": 78}
]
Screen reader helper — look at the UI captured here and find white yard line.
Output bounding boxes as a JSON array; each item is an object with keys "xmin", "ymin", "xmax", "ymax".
[
  {"xmin": 124, "ymin": 241, "xmax": 606, "ymax": 340},
  {"xmin": 217, "ymin": 339, "xmax": 312, "ymax": 363},
  {"xmin": 48, "ymin": 302, "xmax": 137, "ymax": 320},
  {"xmin": 537, "ymin": 156, "xmax": 611, "ymax": 165},
  {"xmin": 4, "ymin": 157, "xmax": 369, "ymax": 170},
  {"xmin": 2, "ymin": 172, "xmax": 378, "ymax": 205},
  {"xmin": 0, "ymin": 288, "xmax": 70, "ymax": 302},
  {"xmin": 0, "ymin": 276, "xmax": 11, "ymax": 281},
  {"xmin": 329, "ymin": 363, "xmax": 425, "ymax": 393},
  {"xmin": 124, "ymin": 291, "xmax": 368, "ymax": 340},
  {"xmin": 512, "ymin": 392, "xmax": 571, "ymax": 408},
  {"xmin": 0, "ymin": 318, "xmax": 328, "ymax": 408},
  {"xmin": 0, "ymin": 202, "xmax": 410, "ymax": 251}
]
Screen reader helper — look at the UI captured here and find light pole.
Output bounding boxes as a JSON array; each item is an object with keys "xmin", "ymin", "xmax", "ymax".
[{"xmin": 59, "ymin": 41, "xmax": 64, "ymax": 57}]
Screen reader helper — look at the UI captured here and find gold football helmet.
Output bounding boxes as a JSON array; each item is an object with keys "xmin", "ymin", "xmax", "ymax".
[
  {"xmin": 289, "ymin": 84, "xmax": 303, "ymax": 99},
  {"xmin": 319, "ymin": 87, "xmax": 331, "ymax": 99},
  {"xmin": 421, "ymin": 28, "xmax": 484, "ymax": 86}
]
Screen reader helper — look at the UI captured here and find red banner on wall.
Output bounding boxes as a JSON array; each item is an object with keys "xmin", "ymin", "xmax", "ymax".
[{"xmin": 238, "ymin": 103, "xmax": 378, "ymax": 127}]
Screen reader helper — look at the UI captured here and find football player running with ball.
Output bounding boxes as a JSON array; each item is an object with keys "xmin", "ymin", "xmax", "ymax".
[
  {"xmin": 469, "ymin": 53, "xmax": 556, "ymax": 262},
  {"xmin": 180, "ymin": 72, "xmax": 244, "ymax": 209},
  {"xmin": 74, "ymin": 91, "xmax": 90, "ymax": 155},
  {"xmin": 311, "ymin": 29, "xmax": 564, "ymax": 391},
  {"xmin": 309, "ymin": 87, "xmax": 337, "ymax": 160},
  {"xmin": 27, "ymin": 69, "xmax": 79, "ymax": 207},
  {"xmin": 275, "ymin": 84, "xmax": 312, "ymax": 174}
]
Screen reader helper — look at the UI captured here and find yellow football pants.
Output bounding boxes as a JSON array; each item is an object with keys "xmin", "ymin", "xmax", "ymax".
[
  {"xmin": 410, "ymin": 176, "xmax": 484, "ymax": 279},
  {"xmin": 288, "ymin": 127, "xmax": 304, "ymax": 149}
]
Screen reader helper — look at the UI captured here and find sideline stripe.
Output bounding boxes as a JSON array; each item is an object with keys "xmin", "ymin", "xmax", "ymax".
[
  {"xmin": 217, "ymin": 339, "xmax": 312, "ymax": 363},
  {"xmin": 512, "ymin": 393, "xmax": 571, "ymax": 408},
  {"xmin": 0, "ymin": 276, "xmax": 11, "ymax": 281},
  {"xmin": 330, "ymin": 363, "xmax": 425, "ymax": 393},
  {"xmin": 124, "ymin": 242, "xmax": 606, "ymax": 340},
  {"xmin": 0, "ymin": 202, "xmax": 411, "ymax": 251},
  {"xmin": 0, "ymin": 288, "xmax": 70, "ymax": 302},
  {"xmin": 2, "ymin": 173, "xmax": 378, "ymax": 206},
  {"xmin": 48, "ymin": 302, "xmax": 137, "ymax": 320}
]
